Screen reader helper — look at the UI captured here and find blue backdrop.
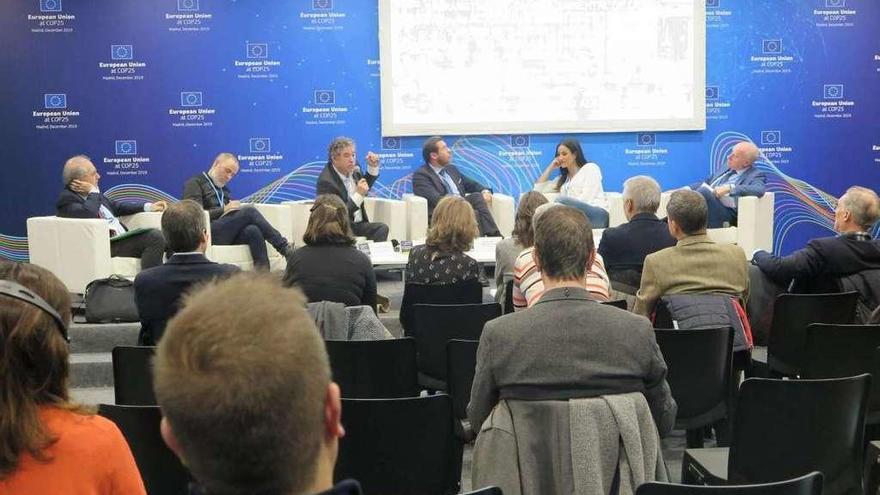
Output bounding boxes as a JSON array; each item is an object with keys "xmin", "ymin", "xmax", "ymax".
[{"xmin": 2, "ymin": 0, "xmax": 878, "ymax": 261}]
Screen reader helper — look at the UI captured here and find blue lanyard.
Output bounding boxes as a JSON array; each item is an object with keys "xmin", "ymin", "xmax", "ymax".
[{"xmin": 203, "ymin": 172, "xmax": 224, "ymax": 206}]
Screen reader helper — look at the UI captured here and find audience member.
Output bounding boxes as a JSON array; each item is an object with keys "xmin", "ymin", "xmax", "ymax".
[
  {"xmin": 153, "ymin": 273, "xmax": 358, "ymax": 495},
  {"xmin": 284, "ymin": 195, "xmax": 377, "ymax": 310},
  {"xmin": 494, "ymin": 191, "xmax": 548, "ymax": 304},
  {"xmin": 405, "ymin": 195, "xmax": 481, "ymax": 285},
  {"xmin": 316, "ymin": 136, "xmax": 389, "ymax": 242},
  {"xmin": 634, "ymin": 189, "xmax": 749, "ymax": 317},
  {"xmin": 598, "ymin": 176, "xmax": 676, "ymax": 292},
  {"xmin": 691, "ymin": 141, "xmax": 765, "ymax": 228},
  {"xmin": 513, "ymin": 203, "xmax": 611, "ymax": 309},
  {"xmin": 183, "ymin": 152, "xmax": 292, "ymax": 269},
  {"xmin": 468, "ymin": 206, "xmax": 676, "ymax": 434},
  {"xmin": 133, "ymin": 200, "xmax": 239, "ymax": 345},
  {"xmin": 56, "ymin": 155, "xmax": 167, "ymax": 269},
  {"xmin": 413, "ymin": 136, "xmax": 501, "ymax": 236},
  {"xmin": 534, "ymin": 138, "xmax": 610, "ymax": 227},
  {"xmin": 0, "ymin": 262, "xmax": 145, "ymax": 494}
]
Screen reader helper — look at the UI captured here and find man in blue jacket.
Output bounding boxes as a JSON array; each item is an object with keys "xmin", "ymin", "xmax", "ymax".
[{"xmin": 693, "ymin": 141, "xmax": 766, "ymax": 228}]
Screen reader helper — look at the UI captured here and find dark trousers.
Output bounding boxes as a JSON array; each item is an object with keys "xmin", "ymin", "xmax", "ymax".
[
  {"xmin": 464, "ymin": 193, "xmax": 501, "ymax": 237},
  {"xmin": 111, "ymin": 228, "xmax": 165, "ymax": 269},
  {"xmin": 211, "ymin": 206, "xmax": 289, "ymax": 269},
  {"xmin": 352, "ymin": 221, "xmax": 389, "ymax": 242},
  {"xmin": 696, "ymin": 188, "xmax": 738, "ymax": 228}
]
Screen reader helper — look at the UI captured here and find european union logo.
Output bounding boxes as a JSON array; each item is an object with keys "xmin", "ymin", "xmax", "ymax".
[
  {"xmin": 823, "ymin": 84, "xmax": 844, "ymax": 99},
  {"xmin": 314, "ymin": 90, "xmax": 335, "ymax": 106},
  {"xmin": 706, "ymin": 0, "xmax": 720, "ymax": 8},
  {"xmin": 313, "ymin": 0, "xmax": 332, "ymax": 10},
  {"xmin": 246, "ymin": 43, "xmax": 268, "ymax": 59},
  {"xmin": 249, "ymin": 138, "xmax": 271, "ymax": 153},
  {"xmin": 115, "ymin": 140, "xmax": 137, "ymax": 156},
  {"xmin": 180, "ymin": 91, "xmax": 203, "ymax": 107},
  {"xmin": 510, "ymin": 135, "xmax": 530, "ymax": 147},
  {"xmin": 44, "ymin": 93, "xmax": 67, "ymax": 109},
  {"xmin": 177, "ymin": 0, "xmax": 199, "ymax": 12},
  {"xmin": 40, "ymin": 0, "xmax": 61, "ymax": 12},
  {"xmin": 705, "ymin": 86, "xmax": 719, "ymax": 100},
  {"xmin": 762, "ymin": 39, "xmax": 782, "ymax": 55},
  {"xmin": 825, "ymin": 0, "xmax": 845, "ymax": 7},
  {"xmin": 637, "ymin": 133, "xmax": 656, "ymax": 147},
  {"xmin": 381, "ymin": 137, "xmax": 401, "ymax": 150},
  {"xmin": 111, "ymin": 45, "xmax": 133, "ymax": 61},
  {"xmin": 761, "ymin": 131, "xmax": 781, "ymax": 146}
]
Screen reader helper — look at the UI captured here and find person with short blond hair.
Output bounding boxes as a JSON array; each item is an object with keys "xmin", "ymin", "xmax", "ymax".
[
  {"xmin": 154, "ymin": 273, "xmax": 358, "ymax": 495},
  {"xmin": 405, "ymin": 195, "xmax": 481, "ymax": 285}
]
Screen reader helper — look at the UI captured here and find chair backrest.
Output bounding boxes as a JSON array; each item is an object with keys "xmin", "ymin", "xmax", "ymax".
[
  {"xmin": 412, "ymin": 303, "xmax": 501, "ymax": 384},
  {"xmin": 654, "ymin": 327, "xmax": 733, "ymax": 428},
  {"xmin": 802, "ymin": 323, "xmax": 880, "ymax": 416},
  {"xmin": 636, "ymin": 472, "xmax": 822, "ymax": 495},
  {"xmin": 728, "ymin": 375, "xmax": 870, "ymax": 495},
  {"xmin": 98, "ymin": 404, "xmax": 192, "ymax": 495},
  {"xmin": 399, "ymin": 281, "xmax": 483, "ymax": 333},
  {"xmin": 503, "ymin": 279, "xmax": 515, "ymax": 314},
  {"xmin": 603, "ymin": 299, "xmax": 628, "ymax": 310},
  {"xmin": 112, "ymin": 346, "xmax": 157, "ymax": 406},
  {"xmin": 325, "ymin": 338, "xmax": 419, "ymax": 398},
  {"xmin": 446, "ymin": 339, "xmax": 480, "ymax": 420},
  {"xmin": 767, "ymin": 292, "xmax": 858, "ymax": 375},
  {"xmin": 335, "ymin": 395, "xmax": 462, "ymax": 495}
]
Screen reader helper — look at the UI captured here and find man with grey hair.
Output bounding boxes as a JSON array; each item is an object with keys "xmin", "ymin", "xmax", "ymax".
[
  {"xmin": 183, "ymin": 152, "xmax": 292, "ymax": 269},
  {"xmin": 134, "ymin": 200, "xmax": 238, "ymax": 344},
  {"xmin": 598, "ymin": 176, "xmax": 676, "ymax": 291},
  {"xmin": 634, "ymin": 189, "xmax": 749, "ymax": 317},
  {"xmin": 753, "ymin": 185, "xmax": 880, "ymax": 296},
  {"xmin": 316, "ymin": 136, "xmax": 389, "ymax": 241},
  {"xmin": 692, "ymin": 140, "xmax": 765, "ymax": 228},
  {"xmin": 57, "ymin": 154, "xmax": 167, "ymax": 269}
]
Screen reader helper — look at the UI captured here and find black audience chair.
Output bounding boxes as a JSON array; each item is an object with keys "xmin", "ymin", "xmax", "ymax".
[
  {"xmin": 334, "ymin": 395, "xmax": 463, "ymax": 495},
  {"xmin": 801, "ymin": 323, "xmax": 880, "ymax": 425},
  {"xmin": 766, "ymin": 292, "xmax": 858, "ymax": 376},
  {"xmin": 682, "ymin": 375, "xmax": 870, "ymax": 495},
  {"xmin": 464, "ymin": 488, "xmax": 503, "ymax": 495},
  {"xmin": 112, "ymin": 346, "xmax": 157, "ymax": 406},
  {"xmin": 503, "ymin": 279, "xmax": 515, "ymax": 314},
  {"xmin": 655, "ymin": 327, "xmax": 734, "ymax": 448},
  {"xmin": 603, "ymin": 299, "xmax": 628, "ymax": 310},
  {"xmin": 637, "ymin": 472, "xmax": 822, "ymax": 495},
  {"xmin": 446, "ymin": 339, "xmax": 479, "ymax": 421},
  {"xmin": 399, "ymin": 280, "xmax": 483, "ymax": 334},
  {"xmin": 411, "ymin": 302, "xmax": 501, "ymax": 390},
  {"xmin": 98, "ymin": 404, "xmax": 192, "ymax": 495},
  {"xmin": 325, "ymin": 338, "xmax": 419, "ymax": 398}
]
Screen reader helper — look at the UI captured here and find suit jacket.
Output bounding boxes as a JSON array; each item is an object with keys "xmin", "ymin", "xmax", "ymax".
[
  {"xmin": 56, "ymin": 187, "xmax": 146, "ymax": 222},
  {"xmin": 753, "ymin": 233, "xmax": 880, "ymax": 292},
  {"xmin": 182, "ymin": 173, "xmax": 231, "ymax": 221},
  {"xmin": 598, "ymin": 213, "xmax": 676, "ymax": 286},
  {"xmin": 634, "ymin": 234, "xmax": 749, "ymax": 317},
  {"xmin": 412, "ymin": 163, "xmax": 487, "ymax": 218},
  {"xmin": 705, "ymin": 165, "xmax": 766, "ymax": 200},
  {"xmin": 315, "ymin": 162, "xmax": 378, "ymax": 224},
  {"xmin": 133, "ymin": 253, "xmax": 239, "ymax": 344},
  {"xmin": 467, "ymin": 287, "xmax": 677, "ymax": 436}
]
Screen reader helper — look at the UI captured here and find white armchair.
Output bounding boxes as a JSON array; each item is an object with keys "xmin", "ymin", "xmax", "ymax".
[
  {"xmin": 27, "ymin": 212, "xmax": 163, "ymax": 294},
  {"xmin": 489, "ymin": 193, "xmax": 515, "ymax": 238},
  {"xmin": 204, "ymin": 203, "xmax": 292, "ymax": 271},
  {"xmin": 402, "ymin": 193, "xmax": 515, "ymax": 239},
  {"xmin": 363, "ymin": 197, "xmax": 408, "ymax": 242}
]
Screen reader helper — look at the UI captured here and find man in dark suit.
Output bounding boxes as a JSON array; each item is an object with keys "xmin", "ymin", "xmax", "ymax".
[
  {"xmin": 598, "ymin": 175, "xmax": 676, "ymax": 292},
  {"xmin": 692, "ymin": 141, "xmax": 766, "ymax": 228},
  {"xmin": 412, "ymin": 136, "xmax": 501, "ymax": 236},
  {"xmin": 468, "ymin": 205, "xmax": 676, "ymax": 435},
  {"xmin": 134, "ymin": 200, "xmax": 238, "ymax": 344},
  {"xmin": 56, "ymin": 155, "xmax": 167, "ymax": 269},
  {"xmin": 183, "ymin": 152, "xmax": 292, "ymax": 269},
  {"xmin": 316, "ymin": 136, "xmax": 389, "ymax": 242}
]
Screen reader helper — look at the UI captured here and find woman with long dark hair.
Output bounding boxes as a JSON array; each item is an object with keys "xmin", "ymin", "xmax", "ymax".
[{"xmin": 534, "ymin": 137, "xmax": 610, "ymax": 227}]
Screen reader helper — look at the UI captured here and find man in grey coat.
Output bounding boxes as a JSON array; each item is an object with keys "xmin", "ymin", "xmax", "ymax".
[{"xmin": 468, "ymin": 205, "xmax": 677, "ymax": 436}]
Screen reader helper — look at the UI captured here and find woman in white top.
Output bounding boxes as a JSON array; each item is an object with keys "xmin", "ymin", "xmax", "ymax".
[{"xmin": 534, "ymin": 138, "xmax": 610, "ymax": 227}]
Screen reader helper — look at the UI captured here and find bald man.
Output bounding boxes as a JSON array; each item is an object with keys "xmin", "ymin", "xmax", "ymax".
[
  {"xmin": 57, "ymin": 155, "xmax": 167, "ymax": 269},
  {"xmin": 693, "ymin": 141, "xmax": 766, "ymax": 228}
]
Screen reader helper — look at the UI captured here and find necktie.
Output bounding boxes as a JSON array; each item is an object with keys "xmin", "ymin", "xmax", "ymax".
[
  {"xmin": 711, "ymin": 169, "xmax": 733, "ymax": 187},
  {"xmin": 440, "ymin": 169, "xmax": 460, "ymax": 196}
]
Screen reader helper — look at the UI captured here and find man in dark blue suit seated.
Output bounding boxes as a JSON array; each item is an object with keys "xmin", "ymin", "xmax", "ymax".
[
  {"xmin": 56, "ymin": 155, "xmax": 167, "ymax": 269},
  {"xmin": 412, "ymin": 136, "xmax": 501, "ymax": 237},
  {"xmin": 598, "ymin": 176, "xmax": 676, "ymax": 292},
  {"xmin": 690, "ymin": 141, "xmax": 766, "ymax": 228},
  {"xmin": 133, "ymin": 200, "xmax": 238, "ymax": 344}
]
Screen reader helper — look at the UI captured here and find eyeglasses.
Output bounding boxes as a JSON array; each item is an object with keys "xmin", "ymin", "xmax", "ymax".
[{"xmin": 0, "ymin": 280, "xmax": 69, "ymax": 342}]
